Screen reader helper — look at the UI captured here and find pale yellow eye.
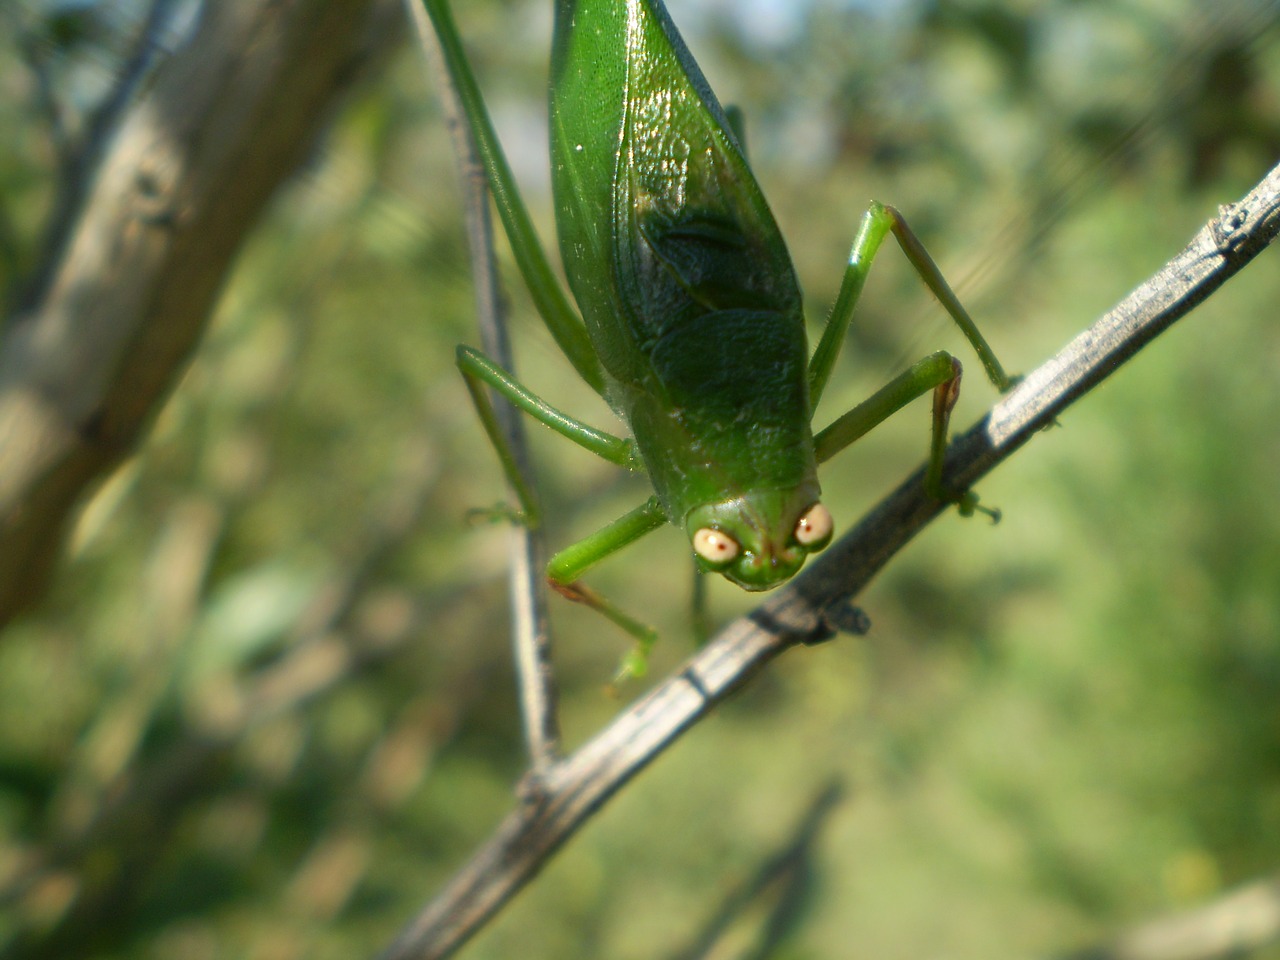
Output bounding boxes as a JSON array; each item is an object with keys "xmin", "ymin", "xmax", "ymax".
[
  {"xmin": 692, "ymin": 527, "xmax": 740, "ymax": 564},
  {"xmin": 794, "ymin": 503, "xmax": 833, "ymax": 547}
]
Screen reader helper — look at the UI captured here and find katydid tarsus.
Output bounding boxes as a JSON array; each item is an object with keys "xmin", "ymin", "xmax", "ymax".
[{"xmin": 424, "ymin": 0, "xmax": 1016, "ymax": 678}]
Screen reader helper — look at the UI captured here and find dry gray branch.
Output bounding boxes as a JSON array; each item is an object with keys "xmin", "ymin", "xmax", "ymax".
[
  {"xmin": 402, "ymin": 0, "xmax": 560, "ymax": 771},
  {"xmin": 0, "ymin": 0, "xmax": 398, "ymax": 629},
  {"xmin": 1058, "ymin": 871, "xmax": 1280, "ymax": 960},
  {"xmin": 378, "ymin": 163, "xmax": 1280, "ymax": 960}
]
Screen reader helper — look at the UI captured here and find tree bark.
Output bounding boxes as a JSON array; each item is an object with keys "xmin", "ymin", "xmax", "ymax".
[{"xmin": 0, "ymin": 0, "xmax": 396, "ymax": 628}]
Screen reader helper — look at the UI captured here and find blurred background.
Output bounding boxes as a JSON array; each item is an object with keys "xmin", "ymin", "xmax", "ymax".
[{"xmin": 2, "ymin": 0, "xmax": 1280, "ymax": 957}]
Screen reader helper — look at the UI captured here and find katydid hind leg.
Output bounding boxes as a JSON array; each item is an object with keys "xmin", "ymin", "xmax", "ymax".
[
  {"xmin": 424, "ymin": 0, "xmax": 605, "ymax": 394},
  {"xmin": 429, "ymin": 0, "xmax": 678, "ymax": 668},
  {"xmin": 807, "ymin": 205, "xmax": 890, "ymax": 409},
  {"xmin": 878, "ymin": 202, "xmax": 1017, "ymax": 392},
  {"xmin": 808, "ymin": 201, "xmax": 1017, "ymax": 410}
]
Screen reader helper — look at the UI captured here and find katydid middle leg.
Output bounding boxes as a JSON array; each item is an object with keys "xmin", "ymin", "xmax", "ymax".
[
  {"xmin": 812, "ymin": 351, "xmax": 994, "ymax": 517},
  {"xmin": 458, "ymin": 346, "xmax": 669, "ymax": 672},
  {"xmin": 434, "ymin": 0, "xmax": 679, "ymax": 673},
  {"xmin": 457, "ymin": 345, "xmax": 639, "ymax": 526},
  {"xmin": 808, "ymin": 202, "xmax": 1017, "ymax": 513}
]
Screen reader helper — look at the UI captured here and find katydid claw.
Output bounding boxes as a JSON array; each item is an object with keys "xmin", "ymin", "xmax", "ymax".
[{"xmin": 606, "ymin": 634, "xmax": 658, "ymax": 693}]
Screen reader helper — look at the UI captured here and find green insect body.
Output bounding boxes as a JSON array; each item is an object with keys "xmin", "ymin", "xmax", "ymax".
[
  {"xmin": 550, "ymin": 0, "xmax": 824, "ymax": 588},
  {"xmin": 424, "ymin": 0, "xmax": 1014, "ymax": 672}
]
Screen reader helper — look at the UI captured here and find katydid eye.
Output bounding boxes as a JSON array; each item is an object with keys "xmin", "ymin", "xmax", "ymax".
[
  {"xmin": 794, "ymin": 503, "xmax": 833, "ymax": 547},
  {"xmin": 693, "ymin": 527, "xmax": 740, "ymax": 564}
]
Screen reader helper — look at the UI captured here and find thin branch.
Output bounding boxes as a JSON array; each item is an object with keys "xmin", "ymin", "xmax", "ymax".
[
  {"xmin": 378, "ymin": 162, "xmax": 1280, "ymax": 960},
  {"xmin": 403, "ymin": 0, "xmax": 560, "ymax": 770}
]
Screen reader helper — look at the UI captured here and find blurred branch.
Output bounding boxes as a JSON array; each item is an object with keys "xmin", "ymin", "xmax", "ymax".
[
  {"xmin": 379, "ymin": 163, "xmax": 1280, "ymax": 960},
  {"xmin": 402, "ymin": 0, "xmax": 560, "ymax": 770},
  {"xmin": 0, "ymin": 0, "xmax": 398, "ymax": 630},
  {"xmin": 0, "ymin": 431, "xmax": 438, "ymax": 955},
  {"xmin": 0, "ymin": 207, "xmax": 454, "ymax": 940},
  {"xmin": 670, "ymin": 779, "xmax": 845, "ymax": 960},
  {"xmin": 1058, "ymin": 871, "xmax": 1280, "ymax": 960}
]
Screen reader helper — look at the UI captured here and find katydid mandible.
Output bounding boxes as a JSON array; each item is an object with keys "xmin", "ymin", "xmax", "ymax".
[{"xmin": 424, "ymin": 0, "xmax": 1015, "ymax": 676}]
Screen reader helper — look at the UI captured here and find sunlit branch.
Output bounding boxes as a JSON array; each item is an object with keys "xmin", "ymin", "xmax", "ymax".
[{"xmin": 378, "ymin": 158, "xmax": 1280, "ymax": 960}]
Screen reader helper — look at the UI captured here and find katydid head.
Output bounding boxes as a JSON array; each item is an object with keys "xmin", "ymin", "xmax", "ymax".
[{"xmin": 685, "ymin": 492, "xmax": 833, "ymax": 591}]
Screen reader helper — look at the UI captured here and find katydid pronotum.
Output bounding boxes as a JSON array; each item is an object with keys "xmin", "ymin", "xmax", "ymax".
[{"xmin": 424, "ymin": 0, "xmax": 1016, "ymax": 678}]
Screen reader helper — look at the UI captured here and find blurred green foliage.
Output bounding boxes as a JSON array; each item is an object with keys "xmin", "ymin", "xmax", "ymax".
[{"xmin": 2, "ymin": 0, "xmax": 1280, "ymax": 957}]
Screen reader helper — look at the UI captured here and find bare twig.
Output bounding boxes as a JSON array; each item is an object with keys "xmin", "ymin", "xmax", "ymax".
[
  {"xmin": 403, "ymin": 0, "xmax": 560, "ymax": 769},
  {"xmin": 378, "ymin": 163, "xmax": 1280, "ymax": 960}
]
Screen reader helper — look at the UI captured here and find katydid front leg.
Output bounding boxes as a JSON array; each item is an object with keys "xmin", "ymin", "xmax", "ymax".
[
  {"xmin": 434, "ymin": 0, "xmax": 683, "ymax": 677},
  {"xmin": 547, "ymin": 496, "xmax": 667, "ymax": 680},
  {"xmin": 808, "ymin": 202, "xmax": 1017, "ymax": 514}
]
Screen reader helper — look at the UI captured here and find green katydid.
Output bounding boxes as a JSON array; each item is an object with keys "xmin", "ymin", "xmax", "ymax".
[{"xmin": 423, "ymin": 0, "xmax": 1015, "ymax": 677}]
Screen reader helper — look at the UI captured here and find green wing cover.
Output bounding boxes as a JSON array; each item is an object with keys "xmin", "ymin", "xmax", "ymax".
[
  {"xmin": 550, "ymin": 0, "xmax": 816, "ymax": 519},
  {"xmin": 550, "ymin": 0, "xmax": 804, "ymax": 387}
]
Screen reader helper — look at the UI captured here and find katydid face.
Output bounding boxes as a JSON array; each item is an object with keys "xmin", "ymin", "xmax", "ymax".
[{"xmin": 686, "ymin": 493, "xmax": 833, "ymax": 590}]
